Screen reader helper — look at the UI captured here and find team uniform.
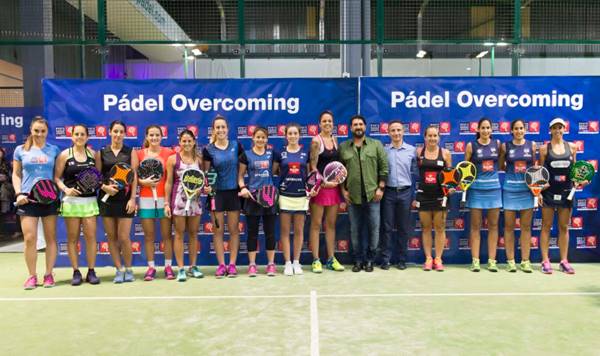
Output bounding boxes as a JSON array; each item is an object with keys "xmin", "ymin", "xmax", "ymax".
[
  {"xmin": 98, "ymin": 145, "xmax": 134, "ymax": 218},
  {"xmin": 416, "ymin": 147, "xmax": 445, "ymax": 211},
  {"xmin": 13, "ymin": 143, "xmax": 60, "ymax": 217},
  {"xmin": 136, "ymin": 147, "xmax": 173, "ymax": 218},
  {"xmin": 239, "ymin": 148, "xmax": 280, "ymax": 252},
  {"xmin": 277, "ymin": 148, "xmax": 309, "ymax": 213},
  {"xmin": 60, "ymin": 147, "xmax": 99, "ymax": 217},
  {"xmin": 170, "ymin": 153, "xmax": 202, "ymax": 216},
  {"xmin": 202, "ymin": 141, "xmax": 244, "ymax": 212},
  {"xmin": 542, "ymin": 141, "xmax": 574, "ymax": 209},
  {"xmin": 467, "ymin": 140, "xmax": 502, "ymax": 209},
  {"xmin": 503, "ymin": 140, "xmax": 535, "ymax": 211},
  {"xmin": 310, "ymin": 135, "xmax": 342, "ymax": 206}
]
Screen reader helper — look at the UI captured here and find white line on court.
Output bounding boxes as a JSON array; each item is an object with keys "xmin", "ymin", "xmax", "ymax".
[
  {"xmin": 1, "ymin": 291, "xmax": 600, "ymax": 302},
  {"xmin": 310, "ymin": 290, "xmax": 320, "ymax": 356}
]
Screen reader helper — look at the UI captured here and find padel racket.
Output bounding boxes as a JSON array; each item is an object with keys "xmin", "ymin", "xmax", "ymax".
[
  {"xmin": 305, "ymin": 170, "xmax": 323, "ymax": 196},
  {"xmin": 455, "ymin": 161, "xmax": 477, "ymax": 206},
  {"xmin": 181, "ymin": 169, "xmax": 205, "ymax": 215},
  {"xmin": 323, "ymin": 161, "xmax": 347, "ymax": 185},
  {"xmin": 138, "ymin": 157, "xmax": 164, "ymax": 216},
  {"xmin": 438, "ymin": 167, "xmax": 461, "ymax": 208},
  {"xmin": 206, "ymin": 168, "xmax": 219, "ymax": 228},
  {"xmin": 567, "ymin": 160, "xmax": 595, "ymax": 201},
  {"xmin": 249, "ymin": 184, "xmax": 278, "ymax": 208},
  {"xmin": 101, "ymin": 162, "xmax": 134, "ymax": 203},
  {"xmin": 525, "ymin": 166, "xmax": 550, "ymax": 208},
  {"xmin": 75, "ymin": 167, "xmax": 103, "ymax": 195},
  {"xmin": 15, "ymin": 179, "xmax": 60, "ymax": 206}
]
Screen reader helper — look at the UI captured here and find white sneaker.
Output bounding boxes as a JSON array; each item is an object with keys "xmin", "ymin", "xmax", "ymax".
[
  {"xmin": 293, "ymin": 261, "xmax": 303, "ymax": 275},
  {"xmin": 284, "ymin": 261, "xmax": 294, "ymax": 276}
]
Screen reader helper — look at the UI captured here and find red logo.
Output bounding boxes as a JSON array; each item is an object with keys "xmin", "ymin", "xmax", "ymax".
[
  {"xmin": 99, "ymin": 241, "xmax": 110, "ymax": 253},
  {"xmin": 515, "ymin": 218, "xmax": 521, "ymax": 228},
  {"xmin": 571, "ymin": 216, "xmax": 583, "ymax": 229},
  {"xmin": 409, "ymin": 237, "xmax": 421, "ymax": 249},
  {"xmin": 530, "ymin": 237, "xmax": 539, "ymax": 248},
  {"xmin": 76, "ymin": 241, "xmax": 81, "ymax": 253},
  {"xmin": 499, "ymin": 121, "xmax": 510, "ymax": 133},
  {"xmin": 8, "ymin": 133, "xmax": 16, "ymax": 141},
  {"xmin": 454, "ymin": 218, "xmax": 465, "ymax": 230},
  {"xmin": 338, "ymin": 202, "xmax": 348, "ymax": 213},
  {"xmin": 587, "ymin": 198, "xmax": 598, "ymax": 209},
  {"xmin": 247, "ymin": 125, "xmax": 256, "ymax": 136},
  {"xmin": 482, "ymin": 160, "xmax": 494, "ymax": 172},
  {"xmin": 482, "ymin": 218, "xmax": 489, "ymax": 229},
  {"xmin": 337, "ymin": 240, "xmax": 349, "ymax": 252},
  {"xmin": 380, "ymin": 122, "xmax": 389, "ymax": 134},
  {"xmin": 159, "ymin": 242, "xmax": 165, "ymax": 252},
  {"xmin": 586, "ymin": 235, "xmax": 597, "ymax": 247},
  {"xmin": 277, "ymin": 125, "xmax": 286, "ymax": 136},
  {"xmin": 424, "ymin": 171, "xmax": 436, "ymax": 184},
  {"xmin": 131, "ymin": 241, "xmax": 141, "ymax": 253},
  {"xmin": 528, "ymin": 121, "xmax": 540, "ymax": 133},
  {"xmin": 289, "ymin": 162, "xmax": 300, "ymax": 175},
  {"xmin": 564, "ymin": 120, "xmax": 570, "ymax": 133},
  {"xmin": 409, "ymin": 122, "xmax": 421, "ymax": 134},
  {"xmin": 498, "ymin": 237, "xmax": 505, "ymax": 248},
  {"xmin": 160, "ymin": 125, "xmax": 168, "ymax": 137},
  {"xmin": 65, "ymin": 125, "xmax": 73, "ymax": 137},
  {"xmin": 337, "ymin": 124, "xmax": 348, "ymax": 136},
  {"xmin": 589, "ymin": 121, "xmax": 599, "ymax": 132},
  {"xmin": 308, "ymin": 125, "xmax": 318, "ymax": 136},
  {"xmin": 223, "ymin": 241, "xmax": 229, "ymax": 252},
  {"xmin": 454, "ymin": 141, "xmax": 465, "ymax": 153},
  {"xmin": 588, "ymin": 160, "xmax": 598, "ymax": 171},
  {"xmin": 439, "ymin": 122, "xmax": 451, "ymax": 134},
  {"xmin": 444, "ymin": 238, "xmax": 450, "ymax": 249},
  {"xmin": 574, "ymin": 140, "xmax": 584, "ymax": 152},
  {"xmin": 186, "ymin": 125, "xmax": 198, "ymax": 137},
  {"xmin": 238, "ymin": 222, "xmax": 245, "ymax": 233},
  {"xmin": 469, "ymin": 122, "xmax": 478, "ymax": 133},
  {"xmin": 126, "ymin": 126, "xmax": 138, "ymax": 137},
  {"xmin": 94, "ymin": 126, "xmax": 106, "ymax": 137},
  {"xmin": 204, "ymin": 222, "xmax": 213, "ymax": 233}
]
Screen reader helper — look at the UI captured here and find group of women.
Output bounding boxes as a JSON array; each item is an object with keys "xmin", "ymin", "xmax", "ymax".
[
  {"xmin": 418, "ymin": 117, "xmax": 583, "ymax": 274},
  {"xmin": 11, "ymin": 113, "xmax": 585, "ymax": 289}
]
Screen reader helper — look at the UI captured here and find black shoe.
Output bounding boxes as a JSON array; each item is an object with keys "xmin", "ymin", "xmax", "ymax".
[
  {"xmin": 86, "ymin": 269, "xmax": 100, "ymax": 285},
  {"xmin": 352, "ymin": 263, "xmax": 362, "ymax": 272},
  {"xmin": 396, "ymin": 262, "xmax": 407, "ymax": 270},
  {"xmin": 71, "ymin": 269, "xmax": 83, "ymax": 286},
  {"xmin": 364, "ymin": 262, "xmax": 374, "ymax": 272},
  {"xmin": 380, "ymin": 262, "xmax": 391, "ymax": 270}
]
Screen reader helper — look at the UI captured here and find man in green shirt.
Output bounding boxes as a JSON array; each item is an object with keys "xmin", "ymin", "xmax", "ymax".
[{"xmin": 339, "ymin": 115, "xmax": 388, "ymax": 272}]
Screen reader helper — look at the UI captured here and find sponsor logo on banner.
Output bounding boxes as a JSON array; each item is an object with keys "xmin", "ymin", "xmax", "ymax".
[
  {"xmin": 444, "ymin": 237, "xmax": 450, "ymax": 250},
  {"xmin": 578, "ymin": 121, "xmax": 599, "ymax": 134},
  {"xmin": 532, "ymin": 218, "xmax": 543, "ymax": 231},
  {"xmin": 458, "ymin": 238, "xmax": 470, "ymax": 250},
  {"xmin": 459, "ymin": 121, "xmax": 477, "ymax": 135},
  {"xmin": 497, "ymin": 237, "xmax": 506, "ymax": 249},
  {"xmin": 570, "ymin": 216, "xmax": 583, "ymax": 230},
  {"xmin": 98, "ymin": 241, "xmax": 110, "ymax": 254},
  {"xmin": 549, "ymin": 237, "xmax": 559, "ymax": 249},
  {"xmin": 336, "ymin": 240, "xmax": 349, "ymax": 253},
  {"xmin": 435, "ymin": 121, "xmax": 451, "ymax": 135},
  {"xmin": 1, "ymin": 133, "xmax": 16, "ymax": 143},
  {"xmin": 95, "ymin": 125, "xmax": 107, "ymax": 138},
  {"xmin": 337, "ymin": 124, "xmax": 348, "ymax": 136},
  {"xmin": 445, "ymin": 141, "xmax": 466, "ymax": 155},
  {"xmin": 576, "ymin": 235, "xmax": 597, "ymax": 249},
  {"xmin": 408, "ymin": 237, "xmax": 422, "ymax": 250},
  {"xmin": 307, "ymin": 124, "xmax": 319, "ymax": 136},
  {"xmin": 576, "ymin": 197, "xmax": 598, "ymax": 211},
  {"xmin": 237, "ymin": 126, "xmax": 249, "ymax": 138},
  {"xmin": 526, "ymin": 121, "xmax": 540, "ymax": 134},
  {"xmin": 530, "ymin": 236, "xmax": 539, "ymax": 249},
  {"xmin": 126, "ymin": 125, "xmax": 138, "ymax": 139},
  {"xmin": 587, "ymin": 159, "xmax": 598, "ymax": 172},
  {"xmin": 267, "ymin": 126, "xmax": 278, "ymax": 137},
  {"xmin": 277, "ymin": 125, "xmax": 286, "ymax": 136},
  {"xmin": 159, "ymin": 125, "xmax": 168, "ymax": 138},
  {"xmin": 131, "ymin": 241, "xmax": 141, "ymax": 254},
  {"xmin": 573, "ymin": 140, "xmax": 584, "ymax": 153},
  {"xmin": 497, "ymin": 121, "xmax": 511, "ymax": 134},
  {"xmin": 370, "ymin": 123, "xmax": 390, "ymax": 136},
  {"xmin": 180, "ymin": 125, "xmax": 199, "ymax": 137},
  {"xmin": 134, "ymin": 223, "xmax": 143, "ymax": 235},
  {"xmin": 454, "ymin": 218, "xmax": 465, "ymax": 230},
  {"xmin": 403, "ymin": 122, "xmax": 421, "ymax": 135},
  {"xmin": 59, "ymin": 243, "xmax": 68, "ymax": 255}
]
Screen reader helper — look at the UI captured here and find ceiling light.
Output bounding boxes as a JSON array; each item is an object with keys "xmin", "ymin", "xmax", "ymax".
[{"xmin": 475, "ymin": 50, "xmax": 489, "ymax": 58}]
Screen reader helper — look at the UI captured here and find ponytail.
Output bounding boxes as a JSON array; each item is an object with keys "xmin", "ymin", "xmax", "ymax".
[{"xmin": 143, "ymin": 125, "xmax": 163, "ymax": 148}]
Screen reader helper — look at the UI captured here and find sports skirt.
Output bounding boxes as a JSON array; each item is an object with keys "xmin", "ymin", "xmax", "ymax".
[
  {"xmin": 279, "ymin": 195, "xmax": 309, "ymax": 214},
  {"xmin": 98, "ymin": 197, "xmax": 134, "ymax": 218},
  {"xmin": 210, "ymin": 189, "xmax": 242, "ymax": 212},
  {"xmin": 466, "ymin": 188, "xmax": 502, "ymax": 209},
  {"xmin": 502, "ymin": 190, "xmax": 534, "ymax": 211},
  {"xmin": 16, "ymin": 201, "xmax": 60, "ymax": 217},
  {"xmin": 138, "ymin": 196, "xmax": 167, "ymax": 218},
  {"xmin": 61, "ymin": 196, "xmax": 99, "ymax": 218},
  {"xmin": 542, "ymin": 188, "xmax": 573, "ymax": 209},
  {"xmin": 310, "ymin": 186, "xmax": 342, "ymax": 207}
]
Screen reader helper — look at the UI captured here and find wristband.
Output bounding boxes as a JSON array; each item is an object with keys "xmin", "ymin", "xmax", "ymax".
[{"xmin": 239, "ymin": 185, "xmax": 248, "ymax": 190}]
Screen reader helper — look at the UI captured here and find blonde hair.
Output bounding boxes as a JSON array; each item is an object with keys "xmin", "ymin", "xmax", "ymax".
[
  {"xmin": 209, "ymin": 115, "xmax": 227, "ymax": 144},
  {"xmin": 143, "ymin": 125, "xmax": 163, "ymax": 148},
  {"xmin": 24, "ymin": 116, "xmax": 49, "ymax": 151}
]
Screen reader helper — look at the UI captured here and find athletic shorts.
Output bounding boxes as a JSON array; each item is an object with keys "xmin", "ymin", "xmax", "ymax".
[
  {"xmin": 16, "ymin": 201, "xmax": 60, "ymax": 217},
  {"xmin": 60, "ymin": 196, "xmax": 99, "ymax": 218}
]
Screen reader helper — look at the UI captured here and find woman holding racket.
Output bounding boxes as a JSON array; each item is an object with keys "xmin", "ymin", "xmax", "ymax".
[
  {"xmin": 500, "ymin": 119, "xmax": 537, "ymax": 273},
  {"xmin": 277, "ymin": 123, "xmax": 313, "ymax": 276},
  {"xmin": 12, "ymin": 116, "xmax": 60, "ymax": 289},
  {"xmin": 465, "ymin": 117, "xmax": 502, "ymax": 272},
  {"xmin": 54, "ymin": 124, "xmax": 100, "ymax": 285},
  {"xmin": 164, "ymin": 129, "xmax": 204, "ymax": 282},
  {"xmin": 136, "ymin": 125, "xmax": 175, "ymax": 281},
  {"xmin": 308, "ymin": 110, "xmax": 345, "ymax": 273},
  {"xmin": 96, "ymin": 120, "xmax": 138, "ymax": 283},
  {"xmin": 202, "ymin": 116, "xmax": 244, "ymax": 278},
  {"xmin": 238, "ymin": 126, "xmax": 280, "ymax": 277},
  {"xmin": 416, "ymin": 125, "xmax": 452, "ymax": 271},
  {"xmin": 539, "ymin": 118, "xmax": 579, "ymax": 274}
]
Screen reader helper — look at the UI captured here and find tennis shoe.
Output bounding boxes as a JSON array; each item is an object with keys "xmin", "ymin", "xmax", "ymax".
[
  {"xmin": 311, "ymin": 259, "xmax": 323, "ymax": 273},
  {"xmin": 24, "ymin": 275, "xmax": 37, "ymax": 290},
  {"xmin": 559, "ymin": 260, "xmax": 575, "ymax": 274},
  {"xmin": 215, "ymin": 264, "xmax": 227, "ymax": 278}
]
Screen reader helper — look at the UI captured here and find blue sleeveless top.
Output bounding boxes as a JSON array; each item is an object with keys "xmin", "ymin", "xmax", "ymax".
[
  {"xmin": 504, "ymin": 140, "xmax": 534, "ymax": 192},
  {"xmin": 470, "ymin": 139, "xmax": 500, "ymax": 190}
]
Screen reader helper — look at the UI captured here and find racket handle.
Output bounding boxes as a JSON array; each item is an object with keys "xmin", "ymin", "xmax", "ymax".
[
  {"xmin": 533, "ymin": 196, "xmax": 539, "ymax": 208},
  {"xmin": 461, "ymin": 190, "xmax": 467, "ymax": 203},
  {"xmin": 567, "ymin": 187, "xmax": 576, "ymax": 201},
  {"xmin": 442, "ymin": 196, "xmax": 448, "ymax": 208},
  {"xmin": 184, "ymin": 198, "xmax": 191, "ymax": 213},
  {"xmin": 101, "ymin": 192, "xmax": 110, "ymax": 203},
  {"xmin": 152, "ymin": 187, "xmax": 158, "ymax": 203}
]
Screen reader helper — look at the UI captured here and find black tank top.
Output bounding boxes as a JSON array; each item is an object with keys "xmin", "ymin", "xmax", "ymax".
[
  {"xmin": 418, "ymin": 147, "xmax": 444, "ymax": 196},
  {"xmin": 316, "ymin": 134, "xmax": 340, "ymax": 174},
  {"xmin": 63, "ymin": 147, "xmax": 96, "ymax": 198},
  {"xmin": 100, "ymin": 145, "xmax": 133, "ymax": 201},
  {"xmin": 544, "ymin": 141, "xmax": 573, "ymax": 193}
]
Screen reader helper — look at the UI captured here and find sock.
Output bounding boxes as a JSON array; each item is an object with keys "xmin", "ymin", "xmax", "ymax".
[
  {"xmin": 148, "ymin": 261, "xmax": 155, "ymax": 268},
  {"xmin": 293, "ymin": 260, "xmax": 300, "ymax": 265},
  {"xmin": 165, "ymin": 259, "xmax": 172, "ymax": 267}
]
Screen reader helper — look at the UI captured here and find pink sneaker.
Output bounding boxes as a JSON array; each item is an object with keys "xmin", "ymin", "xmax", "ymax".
[
  {"xmin": 24, "ymin": 275, "xmax": 37, "ymax": 290},
  {"xmin": 226, "ymin": 264, "xmax": 238, "ymax": 278},
  {"xmin": 559, "ymin": 260, "xmax": 575, "ymax": 274},
  {"xmin": 423, "ymin": 258, "xmax": 433, "ymax": 271},
  {"xmin": 541, "ymin": 260, "xmax": 553, "ymax": 274},
  {"xmin": 143, "ymin": 267, "xmax": 157, "ymax": 281},
  {"xmin": 164, "ymin": 265, "xmax": 175, "ymax": 280},
  {"xmin": 433, "ymin": 259, "xmax": 445, "ymax": 272},
  {"xmin": 266, "ymin": 263, "xmax": 277, "ymax": 277},
  {"xmin": 248, "ymin": 264, "xmax": 258, "ymax": 277},
  {"xmin": 43, "ymin": 274, "xmax": 55, "ymax": 288},
  {"xmin": 215, "ymin": 264, "xmax": 227, "ymax": 279}
]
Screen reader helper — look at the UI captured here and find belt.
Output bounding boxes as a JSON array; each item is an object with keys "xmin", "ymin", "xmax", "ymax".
[{"xmin": 386, "ymin": 186, "xmax": 411, "ymax": 192}]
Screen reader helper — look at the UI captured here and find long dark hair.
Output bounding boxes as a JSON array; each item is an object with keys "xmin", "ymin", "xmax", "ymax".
[
  {"xmin": 510, "ymin": 119, "xmax": 525, "ymax": 138},
  {"xmin": 179, "ymin": 129, "xmax": 199, "ymax": 162},
  {"xmin": 475, "ymin": 117, "xmax": 492, "ymax": 140}
]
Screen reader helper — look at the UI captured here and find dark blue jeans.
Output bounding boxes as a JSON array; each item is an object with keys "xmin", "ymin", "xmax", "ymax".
[
  {"xmin": 348, "ymin": 201, "xmax": 380, "ymax": 264},
  {"xmin": 380, "ymin": 187, "xmax": 413, "ymax": 264}
]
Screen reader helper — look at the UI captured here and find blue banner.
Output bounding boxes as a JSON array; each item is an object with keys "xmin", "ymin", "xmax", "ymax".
[{"xmin": 360, "ymin": 76, "xmax": 599, "ymax": 263}]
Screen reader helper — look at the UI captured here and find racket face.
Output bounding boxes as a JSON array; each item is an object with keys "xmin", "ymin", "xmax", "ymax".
[
  {"xmin": 525, "ymin": 166, "xmax": 550, "ymax": 186},
  {"xmin": 570, "ymin": 161, "xmax": 595, "ymax": 183},
  {"xmin": 181, "ymin": 169, "xmax": 205, "ymax": 193},
  {"xmin": 31, "ymin": 179, "xmax": 59, "ymax": 204},
  {"xmin": 305, "ymin": 171, "xmax": 323, "ymax": 193},
  {"xmin": 75, "ymin": 167, "xmax": 102, "ymax": 194},
  {"xmin": 438, "ymin": 168, "xmax": 460, "ymax": 195},
  {"xmin": 110, "ymin": 162, "xmax": 133, "ymax": 186},
  {"xmin": 138, "ymin": 158, "xmax": 163, "ymax": 180},
  {"xmin": 456, "ymin": 161, "xmax": 477, "ymax": 190},
  {"xmin": 323, "ymin": 161, "xmax": 347, "ymax": 184},
  {"xmin": 254, "ymin": 185, "xmax": 278, "ymax": 208}
]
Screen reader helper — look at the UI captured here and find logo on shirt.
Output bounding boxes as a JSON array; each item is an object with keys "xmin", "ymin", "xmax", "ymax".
[
  {"xmin": 424, "ymin": 171, "xmax": 437, "ymax": 184},
  {"xmin": 482, "ymin": 160, "xmax": 494, "ymax": 172},
  {"xmin": 288, "ymin": 162, "xmax": 301, "ymax": 175},
  {"xmin": 514, "ymin": 161, "xmax": 527, "ymax": 173}
]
